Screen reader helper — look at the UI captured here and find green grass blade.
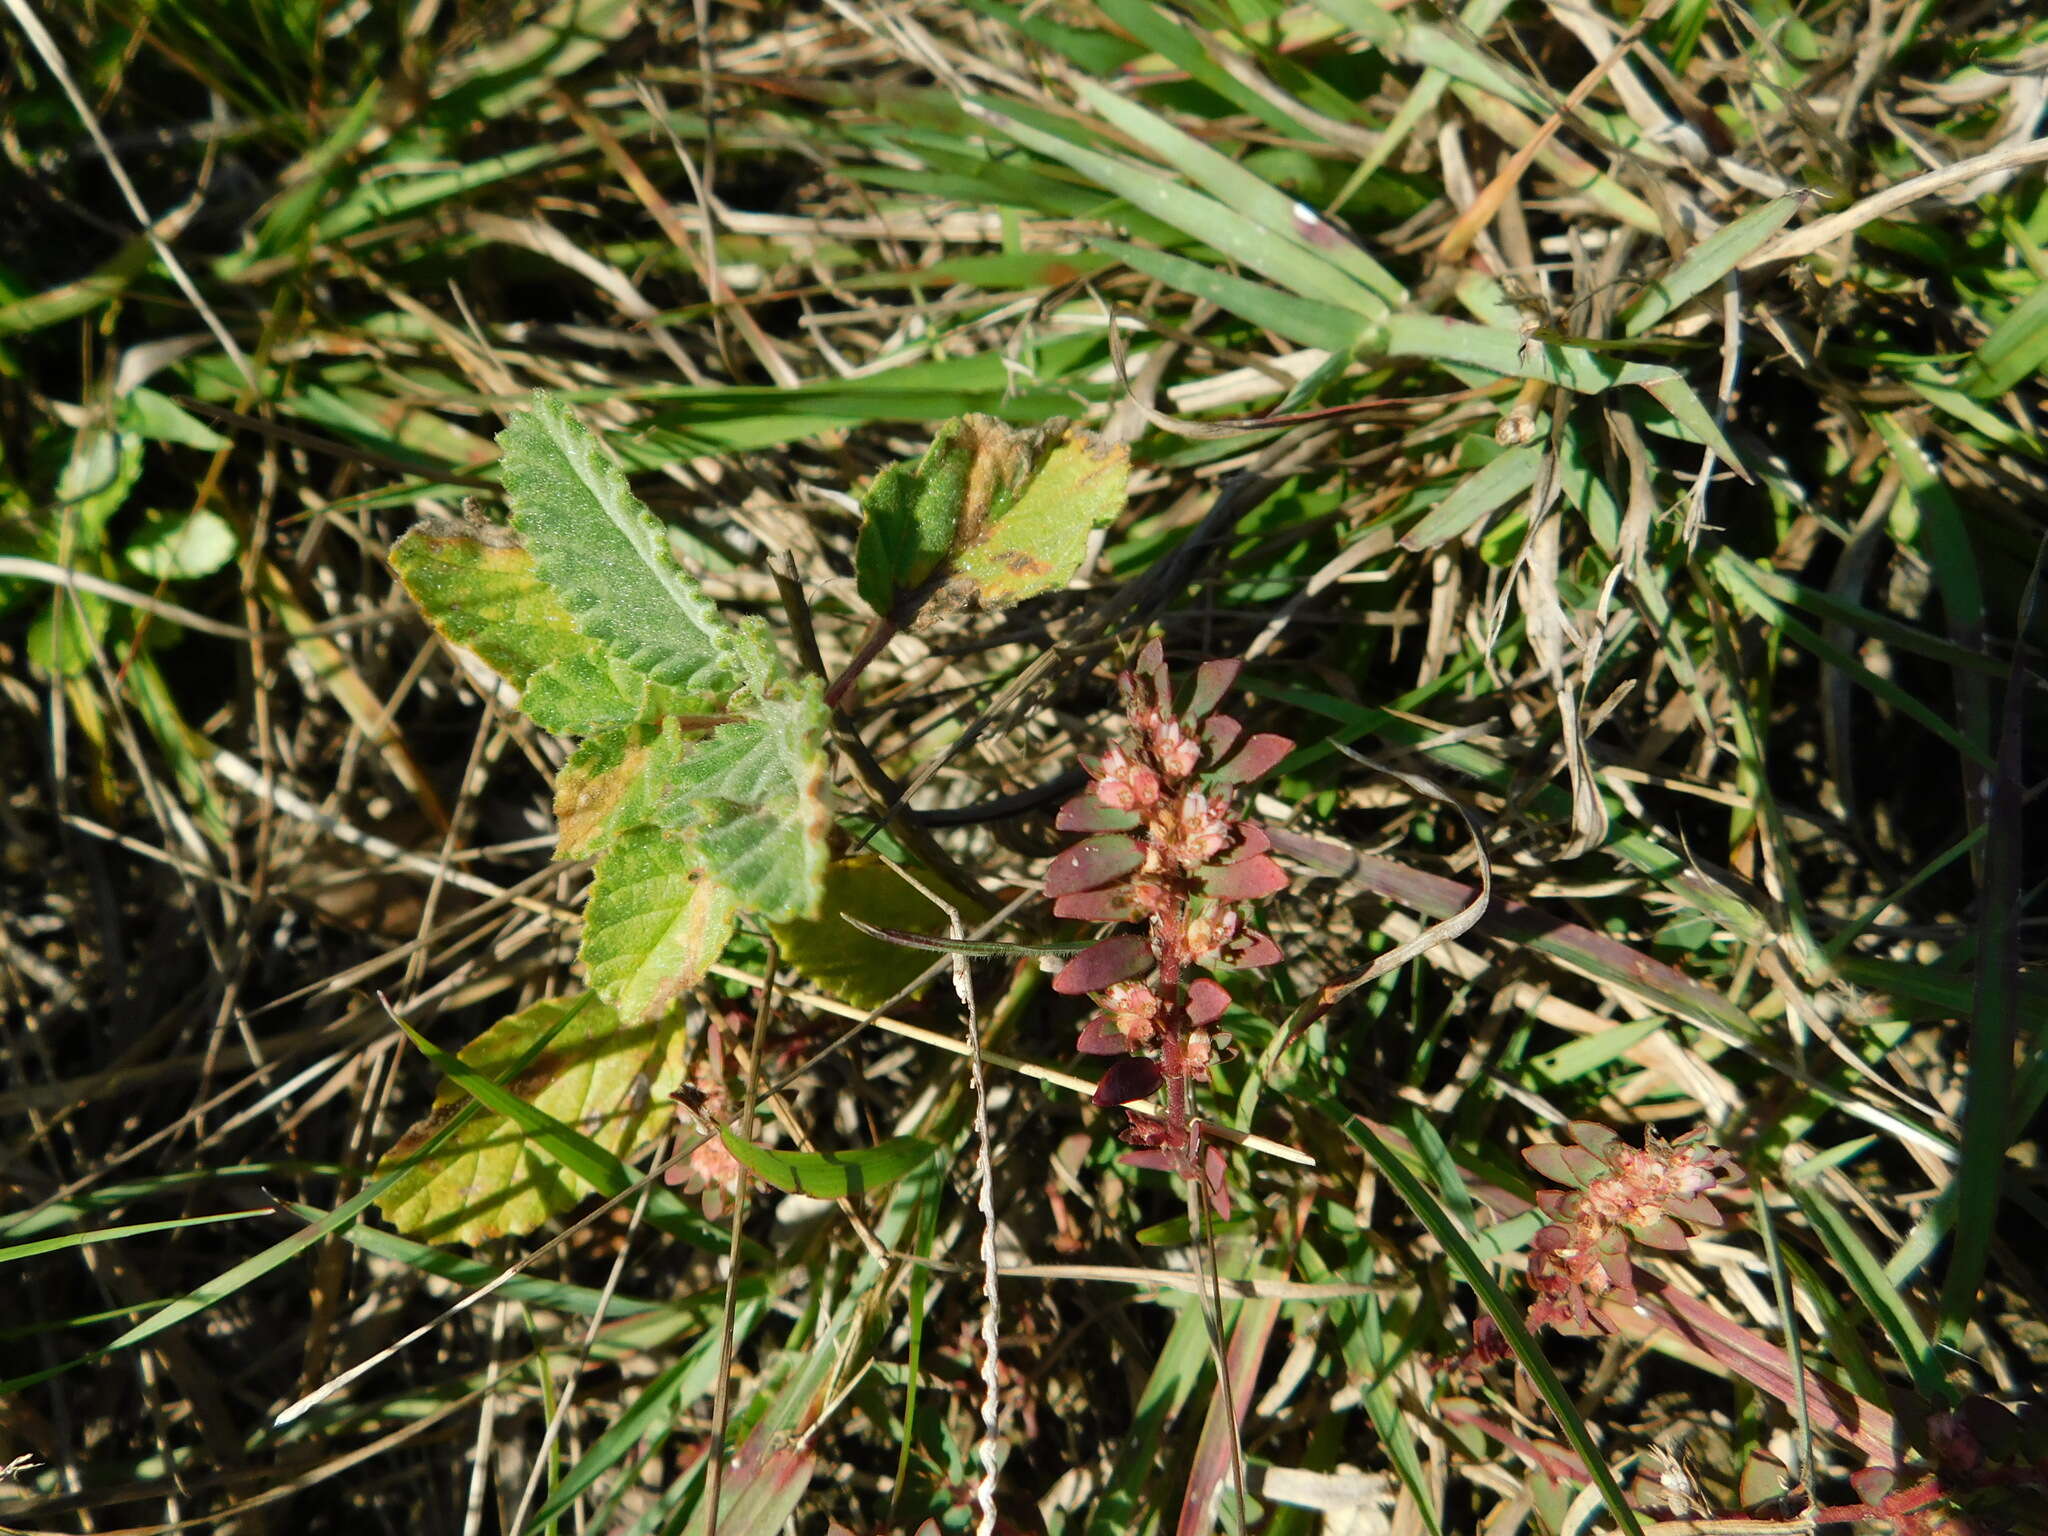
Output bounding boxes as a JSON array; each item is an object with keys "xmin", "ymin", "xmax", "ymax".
[{"xmin": 1621, "ymin": 195, "xmax": 1803, "ymax": 336}]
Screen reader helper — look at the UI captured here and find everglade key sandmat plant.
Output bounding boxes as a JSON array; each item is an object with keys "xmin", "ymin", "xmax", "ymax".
[{"xmin": 4, "ymin": 2, "xmax": 2048, "ymax": 1534}]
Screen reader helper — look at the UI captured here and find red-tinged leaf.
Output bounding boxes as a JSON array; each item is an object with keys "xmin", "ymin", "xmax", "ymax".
[
  {"xmin": 1524, "ymin": 1143, "xmax": 1580, "ymax": 1187},
  {"xmin": 1534, "ymin": 1190, "xmax": 1573, "ymax": 1217},
  {"xmin": 1232, "ymin": 822, "xmax": 1272, "ymax": 859},
  {"xmin": 1596, "ymin": 1231, "xmax": 1633, "ymax": 1286},
  {"xmin": 1561, "ymin": 1145, "xmax": 1607, "ymax": 1184},
  {"xmin": 1200, "ymin": 853, "xmax": 1287, "ymax": 900},
  {"xmin": 1634, "ymin": 1214, "xmax": 1691, "ymax": 1251},
  {"xmin": 1569, "ymin": 1120, "xmax": 1620, "ymax": 1157},
  {"xmin": 1187, "ymin": 977, "xmax": 1230, "ymax": 1025},
  {"xmin": 1120, "ymin": 1147, "xmax": 1177, "ymax": 1175},
  {"xmin": 1053, "ymin": 886, "xmax": 1140, "ymax": 921},
  {"xmin": 1212, "ymin": 732, "xmax": 1292, "ymax": 786},
  {"xmin": 1093, "ymin": 1056, "xmax": 1163, "ymax": 1106},
  {"xmin": 1186, "ymin": 658, "xmax": 1242, "ymax": 721},
  {"xmin": 1134, "ymin": 637, "xmax": 1168, "ymax": 697},
  {"xmin": 1664, "ymin": 1194, "xmax": 1724, "ymax": 1227},
  {"xmin": 1220, "ymin": 927, "xmax": 1281, "ymax": 968},
  {"xmin": 1055, "ymin": 934, "xmax": 1154, "ymax": 995},
  {"xmin": 1200, "ymin": 713, "xmax": 1242, "ymax": 760},
  {"xmin": 1056, "ymin": 795, "xmax": 1140, "ymax": 833},
  {"xmin": 1044, "ymin": 833, "xmax": 1142, "ymax": 897},
  {"xmin": 1201, "ymin": 1142, "xmax": 1232, "ymax": 1218},
  {"xmin": 1077, "ymin": 1015, "xmax": 1130, "ymax": 1055}
]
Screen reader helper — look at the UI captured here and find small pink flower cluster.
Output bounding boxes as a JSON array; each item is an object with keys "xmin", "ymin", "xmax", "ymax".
[
  {"xmin": 1043, "ymin": 639, "xmax": 1292, "ymax": 1209},
  {"xmin": 1521, "ymin": 1121, "xmax": 1742, "ymax": 1336},
  {"xmin": 666, "ymin": 1048, "xmax": 746, "ymax": 1220}
]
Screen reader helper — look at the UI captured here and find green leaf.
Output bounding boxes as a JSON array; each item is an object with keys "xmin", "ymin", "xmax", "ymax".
[
  {"xmin": 123, "ymin": 508, "xmax": 239, "ymax": 580},
  {"xmin": 1400, "ymin": 443, "xmax": 1543, "ymax": 549},
  {"xmin": 520, "ymin": 651, "xmax": 723, "ymax": 738},
  {"xmin": 374, "ymin": 993, "xmax": 686, "ymax": 1246},
  {"xmin": 119, "ymin": 386, "xmax": 233, "ymax": 450},
  {"xmin": 582, "ymin": 828, "xmax": 740, "ymax": 1025},
  {"xmin": 1957, "ymin": 281, "xmax": 2048, "ymax": 398},
  {"xmin": 1068, "ymin": 78, "xmax": 1403, "ymax": 308},
  {"xmin": 28, "ymin": 593, "xmax": 112, "ymax": 676},
  {"xmin": 55, "ymin": 421, "xmax": 143, "ymax": 550},
  {"xmin": 854, "ymin": 413, "xmax": 1128, "ymax": 627},
  {"xmin": 978, "ymin": 99, "xmax": 1386, "ymax": 321},
  {"xmin": 716, "ymin": 1128, "xmax": 936, "ymax": 1199},
  {"xmin": 555, "ymin": 687, "xmax": 830, "ymax": 921},
  {"xmin": 498, "ymin": 391, "xmax": 737, "ymax": 692},
  {"xmin": 1620, "ymin": 195, "xmax": 1803, "ymax": 336},
  {"xmin": 771, "ymin": 856, "xmax": 981, "ymax": 1008},
  {"xmin": 1095, "ymin": 238, "xmax": 1367, "ymax": 352},
  {"xmin": 657, "ymin": 683, "xmax": 833, "ymax": 923}
]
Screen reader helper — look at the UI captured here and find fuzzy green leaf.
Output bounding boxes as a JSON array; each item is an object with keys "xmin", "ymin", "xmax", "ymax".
[
  {"xmin": 498, "ymin": 391, "xmax": 736, "ymax": 692},
  {"xmin": 554, "ymin": 686, "xmax": 830, "ymax": 922},
  {"xmin": 375, "ymin": 993, "xmax": 685, "ymax": 1246},
  {"xmin": 520, "ymin": 651, "xmax": 722, "ymax": 738},
  {"xmin": 656, "ymin": 680, "xmax": 832, "ymax": 922},
  {"xmin": 582, "ymin": 828, "xmax": 741, "ymax": 1025},
  {"xmin": 855, "ymin": 413, "xmax": 1128, "ymax": 628}
]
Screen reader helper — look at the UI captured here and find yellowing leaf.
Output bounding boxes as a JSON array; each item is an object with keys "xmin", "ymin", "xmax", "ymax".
[
  {"xmin": 375, "ymin": 994, "xmax": 685, "ymax": 1246},
  {"xmin": 854, "ymin": 414, "xmax": 1128, "ymax": 630},
  {"xmin": 771, "ymin": 856, "xmax": 981, "ymax": 1008},
  {"xmin": 582, "ymin": 828, "xmax": 739, "ymax": 1024},
  {"xmin": 389, "ymin": 520, "xmax": 591, "ymax": 690}
]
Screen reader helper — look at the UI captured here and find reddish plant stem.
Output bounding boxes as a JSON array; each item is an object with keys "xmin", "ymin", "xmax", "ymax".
[{"xmin": 822, "ymin": 617, "xmax": 897, "ymax": 710}]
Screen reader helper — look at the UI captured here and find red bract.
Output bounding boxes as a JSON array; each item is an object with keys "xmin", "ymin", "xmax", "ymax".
[
  {"xmin": 1520, "ymin": 1121, "xmax": 1742, "ymax": 1337},
  {"xmin": 1046, "ymin": 639, "xmax": 1293, "ymax": 1210}
]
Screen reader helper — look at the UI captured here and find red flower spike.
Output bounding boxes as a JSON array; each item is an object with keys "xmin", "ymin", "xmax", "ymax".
[
  {"xmin": 1187, "ymin": 978, "xmax": 1231, "ymax": 1026},
  {"xmin": 1093, "ymin": 1056, "xmax": 1164, "ymax": 1106},
  {"xmin": 1045, "ymin": 646, "xmax": 1296, "ymax": 1209},
  {"xmin": 1211, "ymin": 732, "xmax": 1293, "ymax": 786},
  {"xmin": 1200, "ymin": 854, "xmax": 1288, "ymax": 900},
  {"xmin": 1185, "ymin": 658, "xmax": 1243, "ymax": 721},
  {"xmin": 1518, "ymin": 1120, "xmax": 1741, "ymax": 1343},
  {"xmin": 1057, "ymin": 796, "xmax": 1141, "ymax": 833},
  {"xmin": 1054, "ymin": 934, "xmax": 1154, "ymax": 995},
  {"xmin": 1045, "ymin": 833, "xmax": 1143, "ymax": 897}
]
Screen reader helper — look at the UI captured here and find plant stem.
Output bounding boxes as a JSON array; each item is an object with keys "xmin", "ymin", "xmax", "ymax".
[{"xmin": 822, "ymin": 616, "xmax": 897, "ymax": 710}]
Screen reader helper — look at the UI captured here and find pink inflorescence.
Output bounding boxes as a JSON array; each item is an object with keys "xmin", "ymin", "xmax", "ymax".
[
  {"xmin": 1520, "ymin": 1121, "xmax": 1743, "ymax": 1336},
  {"xmin": 1043, "ymin": 639, "xmax": 1293, "ymax": 1211}
]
